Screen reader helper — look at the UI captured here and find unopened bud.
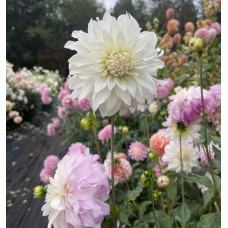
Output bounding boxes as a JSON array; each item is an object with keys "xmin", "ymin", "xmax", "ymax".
[
  {"xmin": 157, "ymin": 175, "xmax": 170, "ymax": 188},
  {"xmin": 148, "ymin": 152, "xmax": 158, "ymax": 160},
  {"xmin": 33, "ymin": 186, "xmax": 46, "ymax": 198},
  {"xmin": 189, "ymin": 38, "xmax": 205, "ymax": 53},
  {"xmin": 80, "ymin": 118, "xmax": 90, "ymax": 130},
  {"xmin": 122, "ymin": 126, "xmax": 129, "ymax": 134}
]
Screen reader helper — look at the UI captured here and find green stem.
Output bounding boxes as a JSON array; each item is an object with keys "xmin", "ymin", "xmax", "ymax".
[
  {"xmin": 144, "ymin": 102, "xmax": 150, "ymax": 143},
  {"xmin": 92, "ymin": 127, "xmax": 102, "ymax": 163},
  {"xmin": 179, "ymin": 133, "xmax": 186, "ymax": 228},
  {"xmin": 151, "ymin": 182, "xmax": 159, "ymax": 228},
  {"xmin": 110, "ymin": 116, "xmax": 117, "ymax": 228},
  {"xmin": 199, "ymin": 56, "xmax": 218, "ymax": 193}
]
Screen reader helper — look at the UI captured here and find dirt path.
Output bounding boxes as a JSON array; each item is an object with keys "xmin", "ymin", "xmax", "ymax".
[{"xmin": 6, "ymin": 109, "xmax": 68, "ymax": 228}]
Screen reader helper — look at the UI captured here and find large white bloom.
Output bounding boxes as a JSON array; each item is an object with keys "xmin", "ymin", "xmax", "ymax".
[
  {"xmin": 65, "ymin": 12, "xmax": 164, "ymax": 117},
  {"xmin": 162, "ymin": 141, "xmax": 199, "ymax": 173}
]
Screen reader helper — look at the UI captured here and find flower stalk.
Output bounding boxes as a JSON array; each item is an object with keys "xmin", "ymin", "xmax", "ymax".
[
  {"xmin": 151, "ymin": 181, "xmax": 159, "ymax": 228},
  {"xmin": 179, "ymin": 132, "xmax": 186, "ymax": 228},
  {"xmin": 92, "ymin": 127, "xmax": 102, "ymax": 163},
  {"xmin": 111, "ymin": 115, "xmax": 117, "ymax": 228}
]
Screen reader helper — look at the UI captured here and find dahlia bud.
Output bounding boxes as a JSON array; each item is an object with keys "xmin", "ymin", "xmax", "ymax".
[
  {"xmin": 157, "ymin": 175, "xmax": 170, "ymax": 188},
  {"xmin": 141, "ymin": 170, "xmax": 156, "ymax": 187},
  {"xmin": 153, "ymin": 189, "xmax": 162, "ymax": 199},
  {"xmin": 80, "ymin": 118, "xmax": 91, "ymax": 130},
  {"xmin": 33, "ymin": 186, "xmax": 47, "ymax": 198},
  {"xmin": 122, "ymin": 126, "xmax": 129, "ymax": 134},
  {"xmin": 189, "ymin": 38, "xmax": 205, "ymax": 53},
  {"xmin": 148, "ymin": 152, "xmax": 158, "ymax": 160}
]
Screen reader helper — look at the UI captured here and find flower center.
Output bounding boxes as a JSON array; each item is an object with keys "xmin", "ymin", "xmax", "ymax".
[{"xmin": 105, "ymin": 50, "xmax": 133, "ymax": 77}]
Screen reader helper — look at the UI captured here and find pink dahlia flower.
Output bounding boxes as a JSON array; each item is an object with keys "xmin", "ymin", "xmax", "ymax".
[
  {"xmin": 61, "ymin": 94, "xmax": 75, "ymax": 109},
  {"xmin": 98, "ymin": 124, "xmax": 116, "ymax": 141},
  {"xmin": 153, "ymin": 161, "xmax": 168, "ymax": 177},
  {"xmin": 47, "ymin": 123, "xmax": 56, "ymax": 136},
  {"xmin": 104, "ymin": 152, "xmax": 132, "ymax": 185},
  {"xmin": 150, "ymin": 130, "xmax": 170, "ymax": 157},
  {"xmin": 185, "ymin": 22, "xmax": 195, "ymax": 32},
  {"xmin": 166, "ymin": 8, "xmax": 175, "ymax": 19},
  {"xmin": 211, "ymin": 22, "xmax": 221, "ymax": 35},
  {"xmin": 52, "ymin": 118, "xmax": 60, "ymax": 128},
  {"xmin": 58, "ymin": 88, "xmax": 70, "ymax": 100},
  {"xmin": 164, "ymin": 78, "xmax": 174, "ymax": 91},
  {"xmin": 57, "ymin": 107, "xmax": 68, "ymax": 119},
  {"xmin": 157, "ymin": 85, "xmax": 169, "ymax": 99},
  {"xmin": 173, "ymin": 33, "xmax": 181, "ymax": 44},
  {"xmin": 67, "ymin": 142, "xmax": 90, "ymax": 156},
  {"xmin": 42, "ymin": 151, "xmax": 110, "ymax": 227},
  {"xmin": 44, "ymin": 155, "xmax": 59, "ymax": 171},
  {"xmin": 128, "ymin": 141, "xmax": 148, "ymax": 161},
  {"xmin": 194, "ymin": 28, "xmax": 210, "ymax": 43},
  {"xmin": 74, "ymin": 97, "xmax": 91, "ymax": 112},
  {"xmin": 40, "ymin": 168, "xmax": 55, "ymax": 184}
]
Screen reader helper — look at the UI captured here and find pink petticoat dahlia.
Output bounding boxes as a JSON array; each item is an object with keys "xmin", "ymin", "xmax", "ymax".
[
  {"xmin": 98, "ymin": 124, "xmax": 116, "ymax": 141},
  {"xmin": 150, "ymin": 130, "xmax": 170, "ymax": 157},
  {"xmin": 42, "ymin": 151, "xmax": 110, "ymax": 228},
  {"xmin": 104, "ymin": 152, "xmax": 132, "ymax": 185},
  {"xmin": 47, "ymin": 123, "xmax": 56, "ymax": 136},
  {"xmin": 44, "ymin": 155, "xmax": 59, "ymax": 171},
  {"xmin": 67, "ymin": 142, "xmax": 90, "ymax": 156},
  {"xmin": 128, "ymin": 141, "xmax": 148, "ymax": 161}
]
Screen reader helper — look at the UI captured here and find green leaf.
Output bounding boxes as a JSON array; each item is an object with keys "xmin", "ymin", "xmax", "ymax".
[
  {"xmin": 109, "ymin": 203, "xmax": 121, "ymax": 220},
  {"xmin": 197, "ymin": 213, "xmax": 221, "ymax": 228},
  {"xmin": 139, "ymin": 201, "xmax": 152, "ymax": 217},
  {"xmin": 125, "ymin": 182, "xmax": 144, "ymax": 203},
  {"xmin": 203, "ymin": 189, "xmax": 214, "ymax": 207},
  {"xmin": 167, "ymin": 179, "xmax": 177, "ymax": 204},
  {"xmin": 119, "ymin": 211, "xmax": 131, "ymax": 227},
  {"xmin": 173, "ymin": 204, "xmax": 191, "ymax": 225}
]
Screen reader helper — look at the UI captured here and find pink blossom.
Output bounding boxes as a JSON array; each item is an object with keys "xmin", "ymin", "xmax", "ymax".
[
  {"xmin": 104, "ymin": 152, "xmax": 132, "ymax": 185},
  {"xmin": 194, "ymin": 28, "xmax": 210, "ymax": 43},
  {"xmin": 47, "ymin": 123, "xmax": 56, "ymax": 136},
  {"xmin": 98, "ymin": 124, "xmax": 116, "ymax": 141},
  {"xmin": 40, "ymin": 168, "xmax": 54, "ymax": 184},
  {"xmin": 185, "ymin": 22, "xmax": 195, "ymax": 32},
  {"xmin": 67, "ymin": 142, "xmax": 90, "ymax": 156},
  {"xmin": 164, "ymin": 78, "xmax": 174, "ymax": 91},
  {"xmin": 52, "ymin": 118, "xmax": 60, "ymax": 128},
  {"xmin": 173, "ymin": 33, "xmax": 181, "ymax": 44},
  {"xmin": 44, "ymin": 155, "xmax": 59, "ymax": 171},
  {"xmin": 150, "ymin": 130, "xmax": 170, "ymax": 157},
  {"xmin": 211, "ymin": 22, "xmax": 221, "ymax": 34},
  {"xmin": 57, "ymin": 107, "xmax": 68, "ymax": 119},
  {"xmin": 199, "ymin": 144, "xmax": 215, "ymax": 165},
  {"xmin": 58, "ymin": 88, "xmax": 70, "ymax": 100},
  {"xmin": 166, "ymin": 8, "xmax": 175, "ymax": 19},
  {"xmin": 128, "ymin": 141, "xmax": 148, "ymax": 161},
  {"xmin": 41, "ymin": 151, "xmax": 110, "ymax": 227},
  {"xmin": 153, "ymin": 161, "xmax": 168, "ymax": 177},
  {"xmin": 61, "ymin": 95, "xmax": 75, "ymax": 109},
  {"xmin": 208, "ymin": 28, "xmax": 217, "ymax": 40},
  {"xmin": 74, "ymin": 97, "xmax": 91, "ymax": 112},
  {"xmin": 157, "ymin": 86, "xmax": 169, "ymax": 99}
]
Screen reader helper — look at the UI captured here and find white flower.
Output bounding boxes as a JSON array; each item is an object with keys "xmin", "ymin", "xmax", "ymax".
[
  {"xmin": 148, "ymin": 101, "xmax": 158, "ymax": 114},
  {"xmin": 65, "ymin": 12, "xmax": 164, "ymax": 117},
  {"xmin": 163, "ymin": 118, "xmax": 201, "ymax": 142},
  {"xmin": 163, "ymin": 141, "xmax": 199, "ymax": 173}
]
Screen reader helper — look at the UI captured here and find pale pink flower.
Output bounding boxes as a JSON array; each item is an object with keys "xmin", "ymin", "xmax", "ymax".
[
  {"xmin": 104, "ymin": 152, "xmax": 132, "ymax": 185},
  {"xmin": 67, "ymin": 142, "xmax": 90, "ymax": 156},
  {"xmin": 47, "ymin": 123, "xmax": 56, "ymax": 136},
  {"xmin": 194, "ymin": 28, "xmax": 210, "ymax": 43},
  {"xmin": 13, "ymin": 116, "xmax": 23, "ymax": 124},
  {"xmin": 57, "ymin": 107, "xmax": 68, "ymax": 119},
  {"xmin": 199, "ymin": 143, "xmax": 215, "ymax": 165},
  {"xmin": 9, "ymin": 110, "xmax": 19, "ymax": 119},
  {"xmin": 52, "ymin": 118, "xmax": 60, "ymax": 128},
  {"xmin": 208, "ymin": 28, "xmax": 217, "ymax": 40},
  {"xmin": 44, "ymin": 155, "xmax": 59, "ymax": 171},
  {"xmin": 128, "ymin": 141, "xmax": 148, "ymax": 161},
  {"xmin": 74, "ymin": 97, "xmax": 91, "ymax": 112},
  {"xmin": 164, "ymin": 78, "xmax": 174, "ymax": 91},
  {"xmin": 173, "ymin": 33, "xmax": 181, "ymax": 44},
  {"xmin": 150, "ymin": 130, "xmax": 170, "ymax": 157},
  {"xmin": 40, "ymin": 168, "xmax": 55, "ymax": 184},
  {"xmin": 61, "ymin": 94, "xmax": 75, "ymax": 109},
  {"xmin": 98, "ymin": 124, "xmax": 116, "ymax": 141},
  {"xmin": 42, "ymin": 152, "xmax": 110, "ymax": 227},
  {"xmin": 211, "ymin": 22, "xmax": 221, "ymax": 34},
  {"xmin": 157, "ymin": 85, "xmax": 169, "ymax": 99},
  {"xmin": 153, "ymin": 161, "xmax": 168, "ymax": 177},
  {"xmin": 167, "ymin": 19, "xmax": 179, "ymax": 35},
  {"xmin": 58, "ymin": 88, "xmax": 70, "ymax": 100},
  {"xmin": 166, "ymin": 8, "xmax": 175, "ymax": 19}
]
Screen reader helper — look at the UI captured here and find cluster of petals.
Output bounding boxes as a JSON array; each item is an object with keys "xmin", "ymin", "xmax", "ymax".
[
  {"xmin": 74, "ymin": 97, "xmax": 91, "ymax": 112},
  {"xmin": 166, "ymin": 19, "xmax": 180, "ymax": 35},
  {"xmin": 167, "ymin": 86, "xmax": 203, "ymax": 126},
  {"xmin": 65, "ymin": 12, "xmax": 164, "ymax": 117},
  {"xmin": 150, "ymin": 130, "xmax": 170, "ymax": 157},
  {"xmin": 98, "ymin": 124, "xmax": 117, "ymax": 141},
  {"xmin": 153, "ymin": 161, "xmax": 168, "ymax": 177},
  {"xmin": 40, "ymin": 84, "xmax": 52, "ymax": 105},
  {"xmin": 58, "ymin": 106, "xmax": 69, "ymax": 119},
  {"xmin": 42, "ymin": 150, "xmax": 110, "ymax": 228},
  {"xmin": 156, "ymin": 78, "xmax": 174, "ymax": 99},
  {"xmin": 166, "ymin": 8, "xmax": 175, "ymax": 20},
  {"xmin": 163, "ymin": 141, "xmax": 199, "ymax": 173},
  {"xmin": 204, "ymin": 84, "xmax": 221, "ymax": 132},
  {"xmin": 104, "ymin": 152, "xmax": 132, "ymax": 185},
  {"xmin": 128, "ymin": 141, "xmax": 148, "ymax": 161},
  {"xmin": 47, "ymin": 118, "xmax": 61, "ymax": 136},
  {"xmin": 40, "ymin": 155, "xmax": 59, "ymax": 184},
  {"xmin": 67, "ymin": 142, "xmax": 90, "ymax": 156},
  {"xmin": 61, "ymin": 94, "xmax": 76, "ymax": 109}
]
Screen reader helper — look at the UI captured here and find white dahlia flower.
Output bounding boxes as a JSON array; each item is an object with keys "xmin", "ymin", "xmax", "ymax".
[
  {"xmin": 162, "ymin": 141, "xmax": 199, "ymax": 173},
  {"xmin": 65, "ymin": 12, "xmax": 164, "ymax": 117}
]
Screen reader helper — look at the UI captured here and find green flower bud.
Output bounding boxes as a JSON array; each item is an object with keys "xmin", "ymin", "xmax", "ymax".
[
  {"xmin": 189, "ymin": 38, "xmax": 205, "ymax": 53},
  {"xmin": 157, "ymin": 175, "xmax": 170, "ymax": 188},
  {"xmin": 122, "ymin": 126, "xmax": 129, "ymax": 134},
  {"xmin": 33, "ymin": 186, "xmax": 46, "ymax": 198},
  {"xmin": 148, "ymin": 152, "xmax": 158, "ymax": 160},
  {"xmin": 80, "ymin": 118, "xmax": 91, "ymax": 130}
]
